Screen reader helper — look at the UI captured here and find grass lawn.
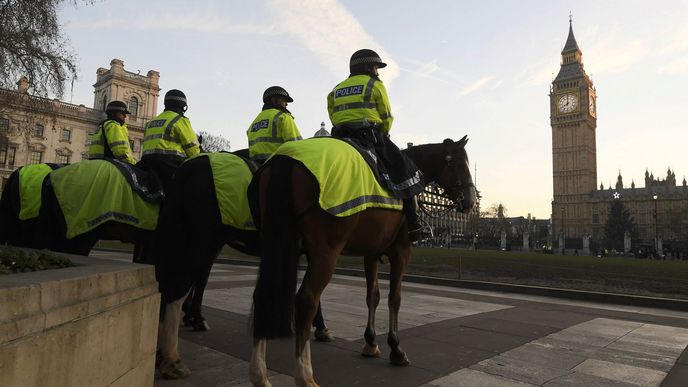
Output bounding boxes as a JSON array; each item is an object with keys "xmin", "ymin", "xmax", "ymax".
[{"xmin": 94, "ymin": 241, "xmax": 688, "ymax": 300}]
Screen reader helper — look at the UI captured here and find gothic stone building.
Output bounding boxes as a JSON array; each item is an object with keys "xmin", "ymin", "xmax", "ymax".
[
  {"xmin": 0, "ymin": 59, "xmax": 160, "ymax": 190},
  {"xmin": 550, "ymin": 22, "xmax": 688, "ymax": 248}
]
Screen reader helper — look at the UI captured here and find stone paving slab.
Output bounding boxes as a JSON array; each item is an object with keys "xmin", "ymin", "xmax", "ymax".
[{"xmin": 151, "ymin": 262, "xmax": 688, "ymax": 387}]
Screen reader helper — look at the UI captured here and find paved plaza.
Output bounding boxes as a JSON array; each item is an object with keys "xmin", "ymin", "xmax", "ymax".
[{"xmin": 90, "ymin": 251, "xmax": 688, "ymax": 386}]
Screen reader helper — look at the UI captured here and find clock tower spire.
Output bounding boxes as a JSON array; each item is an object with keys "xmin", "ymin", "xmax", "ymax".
[{"xmin": 550, "ymin": 17, "xmax": 597, "ymax": 239}]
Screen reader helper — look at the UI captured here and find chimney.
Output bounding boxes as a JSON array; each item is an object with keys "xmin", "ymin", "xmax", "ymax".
[{"xmin": 17, "ymin": 76, "xmax": 29, "ymax": 93}]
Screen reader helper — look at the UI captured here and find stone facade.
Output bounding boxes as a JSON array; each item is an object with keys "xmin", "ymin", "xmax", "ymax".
[
  {"xmin": 0, "ymin": 59, "xmax": 160, "ymax": 190},
  {"xmin": 550, "ymin": 22, "xmax": 688, "ymax": 248}
]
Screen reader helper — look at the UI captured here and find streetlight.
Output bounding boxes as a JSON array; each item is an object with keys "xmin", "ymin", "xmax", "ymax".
[{"xmin": 652, "ymin": 193, "xmax": 658, "ymax": 257}]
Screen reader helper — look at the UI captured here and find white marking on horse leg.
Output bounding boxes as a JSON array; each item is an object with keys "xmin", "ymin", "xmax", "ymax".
[
  {"xmin": 249, "ymin": 339, "xmax": 271, "ymax": 387},
  {"xmin": 159, "ymin": 296, "xmax": 186, "ymax": 363},
  {"xmin": 294, "ymin": 340, "xmax": 319, "ymax": 387}
]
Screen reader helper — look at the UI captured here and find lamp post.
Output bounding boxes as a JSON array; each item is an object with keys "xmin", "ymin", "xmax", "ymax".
[{"xmin": 652, "ymin": 194, "xmax": 658, "ymax": 257}]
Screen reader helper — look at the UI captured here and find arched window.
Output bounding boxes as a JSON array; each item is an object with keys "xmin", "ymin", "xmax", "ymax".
[
  {"xmin": 129, "ymin": 96, "xmax": 139, "ymax": 116},
  {"xmin": 101, "ymin": 95, "xmax": 107, "ymax": 111}
]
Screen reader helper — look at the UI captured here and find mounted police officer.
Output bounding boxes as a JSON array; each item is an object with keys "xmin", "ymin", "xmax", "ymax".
[
  {"xmin": 139, "ymin": 89, "xmax": 200, "ymax": 190},
  {"xmin": 247, "ymin": 86, "xmax": 303, "ymax": 163},
  {"xmin": 327, "ymin": 49, "xmax": 425, "ymax": 241},
  {"xmin": 89, "ymin": 101, "xmax": 136, "ymax": 164}
]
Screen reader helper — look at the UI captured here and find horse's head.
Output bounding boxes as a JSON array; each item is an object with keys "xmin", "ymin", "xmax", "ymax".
[{"xmin": 408, "ymin": 136, "xmax": 477, "ymax": 213}]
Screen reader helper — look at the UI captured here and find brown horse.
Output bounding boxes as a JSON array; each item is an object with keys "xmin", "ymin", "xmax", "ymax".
[{"xmin": 248, "ymin": 136, "xmax": 476, "ymax": 387}]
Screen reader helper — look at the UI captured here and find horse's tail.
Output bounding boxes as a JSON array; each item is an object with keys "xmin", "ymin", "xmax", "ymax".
[
  {"xmin": 252, "ymin": 157, "xmax": 299, "ymax": 339},
  {"xmin": 0, "ymin": 169, "xmax": 21, "ymax": 245}
]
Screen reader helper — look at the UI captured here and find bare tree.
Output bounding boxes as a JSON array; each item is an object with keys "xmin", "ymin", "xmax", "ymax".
[
  {"xmin": 0, "ymin": 0, "xmax": 91, "ymax": 98},
  {"xmin": 198, "ymin": 131, "xmax": 231, "ymax": 153}
]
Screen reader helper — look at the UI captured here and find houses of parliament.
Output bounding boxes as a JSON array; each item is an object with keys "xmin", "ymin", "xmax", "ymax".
[{"xmin": 550, "ymin": 21, "xmax": 688, "ymax": 250}]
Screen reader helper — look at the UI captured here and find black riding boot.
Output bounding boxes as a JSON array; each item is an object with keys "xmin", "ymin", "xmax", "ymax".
[{"xmin": 403, "ymin": 197, "xmax": 423, "ymax": 242}]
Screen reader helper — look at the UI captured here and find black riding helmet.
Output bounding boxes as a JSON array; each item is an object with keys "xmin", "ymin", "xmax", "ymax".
[
  {"xmin": 164, "ymin": 89, "xmax": 188, "ymax": 111},
  {"xmin": 105, "ymin": 100, "xmax": 130, "ymax": 115},
  {"xmin": 349, "ymin": 49, "xmax": 387, "ymax": 73},
  {"xmin": 262, "ymin": 86, "xmax": 293, "ymax": 103}
]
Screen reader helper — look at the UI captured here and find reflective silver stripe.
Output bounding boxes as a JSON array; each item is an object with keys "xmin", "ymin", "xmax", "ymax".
[
  {"xmin": 326, "ymin": 195, "xmax": 402, "ymax": 216},
  {"xmin": 363, "ymin": 77, "xmax": 376, "ymax": 103},
  {"xmin": 248, "ymin": 137, "xmax": 287, "ymax": 145},
  {"xmin": 114, "ymin": 154, "xmax": 129, "ymax": 160},
  {"xmin": 109, "ymin": 141, "xmax": 127, "ymax": 147},
  {"xmin": 283, "ymin": 136, "xmax": 302, "ymax": 141},
  {"xmin": 163, "ymin": 114, "xmax": 183, "ymax": 142},
  {"xmin": 87, "ymin": 211, "xmax": 140, "ymax": 227},
  {"xmin": 331, "ymin": 102, "xmax": 376, "ymax": 113},
  {"xmin": 272, "ymin": 111, "xmax": 283, "ymax": 137},
  {"xmin": 114, "ymin": 159, "xmax": 155, "ymax": 194},
  {"xmin": 381, "ymin": 170, "xmax": 423, "ymax": 191},
  {"xmin": 182, "ymin": 142, "xmax": 198, "ymax": 150},
  {"xmin": 142, "ymin": 148, "xmax": 186, "ymax": 158},
  {"xmin": 144, "ymin": 133, "xmax": 163, "ymax": 141},
  {"xmin": 165, "ymin": 95, "xmax": 187, "ymax": 103}
]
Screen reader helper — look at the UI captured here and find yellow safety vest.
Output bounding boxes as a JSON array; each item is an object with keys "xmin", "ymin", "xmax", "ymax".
[
  {"xmin": 247, "ymin": 108, "xmax": 302, "ymax": 161},
  {"xmin": 327, "ymin": 75, "xmax": 394, "ymax": 134},
  {"xmin": 89, "ymin": 120, "xmax": 136, "ymax": 164},
  {"xmin": 142, "ymin": 110, "xmax": 200, "ymax": 159}
]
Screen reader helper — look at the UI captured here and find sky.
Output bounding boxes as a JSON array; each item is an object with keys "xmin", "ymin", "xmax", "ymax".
[{"xmin": 56, "ymin": 0, "xmax": 688, "ymax": 219}]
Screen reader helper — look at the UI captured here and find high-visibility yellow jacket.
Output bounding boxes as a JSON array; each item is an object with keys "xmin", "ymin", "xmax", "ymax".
[
  {"xmin": 142, "ymin": 110, "xmax": 200, "ymax": 159},
  {"xmin": 247, "ymin": 108, "xmax": 302, "ymax": 161},
  {"xmin": 327, "ymin": 75, "xmax": 393, "ymax": 134},
  {"xmin": 89, "ymin": 120, "xmax": 136, "ymax": 164}
]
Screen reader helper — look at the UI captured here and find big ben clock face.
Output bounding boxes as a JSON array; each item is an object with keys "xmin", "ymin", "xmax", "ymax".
[
  {"xmin": 589, "ymin": 96, "xmax": 596, "ymax": 116},
  {"xmin": 557, "ymin": 94, "xmax": 578, "ymax": 113}
]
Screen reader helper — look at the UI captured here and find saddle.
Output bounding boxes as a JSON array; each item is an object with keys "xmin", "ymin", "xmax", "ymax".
[{"xmin": 107, "ymin": 159, "xmax": 165, "ymax": 203}]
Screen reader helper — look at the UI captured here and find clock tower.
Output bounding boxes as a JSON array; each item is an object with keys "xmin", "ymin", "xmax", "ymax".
[{"xmin": 550, "ymin": 19, "xmax": 597, "ymax": 239}]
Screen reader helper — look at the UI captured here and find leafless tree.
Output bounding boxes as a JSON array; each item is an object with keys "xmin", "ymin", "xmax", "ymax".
[
  {"xmin": 198, "ymin": 131, "xmax": 231, "ymax": 153},
  {"xmin": 0, "ymin": 0, "xmax": 92, "ymax": 98}
]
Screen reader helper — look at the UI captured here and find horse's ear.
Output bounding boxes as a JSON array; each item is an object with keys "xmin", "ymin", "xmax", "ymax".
[{"xmin": 458, "ymin": 135, "xmax": 468, "ymax": 147}]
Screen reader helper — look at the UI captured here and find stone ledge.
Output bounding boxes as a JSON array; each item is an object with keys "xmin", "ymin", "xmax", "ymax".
[{"xmin": 0, "ymin": 252, "xmax": 160, "ymax": 387}]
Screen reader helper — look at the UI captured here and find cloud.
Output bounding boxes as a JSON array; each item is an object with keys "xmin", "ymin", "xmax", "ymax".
[
  {"xmin": 658, "ymin": 56, "xmax": 688, "ymax": 75},
  {"xmin": 266, "ymin": 0, "xmax": 400, "ymax": 84},
  {"xmin": 459, "ymin": 75, "xmax": 496, "ymax": 96},
  {"xmin": 69, "ymin": 11, "xmax": 279, "ymax": 35}
]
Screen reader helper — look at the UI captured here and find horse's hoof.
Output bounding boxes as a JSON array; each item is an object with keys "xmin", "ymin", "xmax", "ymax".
[
  {"xmin": 158, "ymin": 359, "xmax": 192, "ymax": 379},
  {"xmin": 389, "ymin": 350, "xmax": 410, "ymax": 366},
  {"xmin": 192, "ymin": 319, "xmax": 210, "ymax": 332},
  {"xmin": 361, "ymin": 343, "xmax": 381, "ymax": 357},
  {"xmin": 314, "ymin": 328, "xmax": 334, "ymax": 342}
]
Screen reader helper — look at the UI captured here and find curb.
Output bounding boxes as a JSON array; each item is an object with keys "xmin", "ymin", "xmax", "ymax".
[{"xmin": 216, "ymin": 258, "xmax": 688, "ymax": 312}]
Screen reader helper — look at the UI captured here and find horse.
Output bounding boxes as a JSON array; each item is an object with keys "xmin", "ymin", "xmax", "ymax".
[
  {"xmin": 35, "ymin": 159, "xmax": 163, "ymax": 257},
  {"xmin": 248, "ymin": 136, "xmax": 476, "ymax": 387},
  {"xmin": 153, "ymin": 151, "xmax": 264, "ymax": 378}
]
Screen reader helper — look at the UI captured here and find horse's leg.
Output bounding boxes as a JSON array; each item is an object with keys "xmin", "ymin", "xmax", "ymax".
[
  {"xmin": 184, "ymin": 260, "xmax": 214, "ymax": 331},
  {"xmin": 157, "ymin": 294, "xmax": 192, "ymax": 379},
  {"xmin": 387, "ymin": 242, "xmax": 411, "ymax": 366},
  {"xmin": 249, "ymin": 338, "xmax": 271, "ymax": 387},
  {"xmin": 362, "ymin": 254, "xmax": 382, "ymax": 357},
  {"xmin": 294, "ymin": 249, "xmax": 341, "ymax": 387}
]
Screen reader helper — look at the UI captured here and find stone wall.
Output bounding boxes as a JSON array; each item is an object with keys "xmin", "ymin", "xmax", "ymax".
[{"xmin": 0, "ymin": 254, "xmax": 160, "ymax": 387}]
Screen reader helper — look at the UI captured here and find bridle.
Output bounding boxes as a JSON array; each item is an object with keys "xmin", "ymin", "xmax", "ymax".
[{"xmin": 418, "ymin": 147, "xmax": 474, "ymax": 217}]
